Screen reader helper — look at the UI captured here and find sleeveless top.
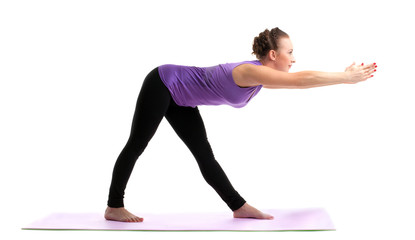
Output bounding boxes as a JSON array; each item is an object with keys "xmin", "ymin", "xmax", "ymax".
[{"xmin": 158, "ymin": 60, "xmax": 262, "ymax": 108}]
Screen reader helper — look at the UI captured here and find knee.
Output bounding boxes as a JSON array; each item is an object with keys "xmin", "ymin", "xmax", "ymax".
[
  {"xmin": 122, "ymin": 139, "xmax": 149, "ymax": 158},
  {"xmin": 188, "ymin": 140, "xmax": 214, "ymax": 159}
]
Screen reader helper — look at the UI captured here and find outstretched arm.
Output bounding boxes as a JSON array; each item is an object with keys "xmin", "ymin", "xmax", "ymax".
[{"xmin": 233, "ymin": 62, "xmax": 377, "ymax": 89}]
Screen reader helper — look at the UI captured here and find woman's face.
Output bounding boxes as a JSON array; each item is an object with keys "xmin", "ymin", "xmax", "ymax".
[{"xmin": 273, "ymin": 37, "xmax": 296, "ymax": 72}]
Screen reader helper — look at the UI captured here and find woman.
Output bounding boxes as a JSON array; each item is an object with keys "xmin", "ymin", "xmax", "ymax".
[{"xmin": 105, "ymin": 27, "xmax": 377, "ymax": 222}]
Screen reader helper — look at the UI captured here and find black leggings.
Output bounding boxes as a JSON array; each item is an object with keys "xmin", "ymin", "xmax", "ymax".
[{"xmin": 107, "ymin": 68, "xmax": 246, "ymax": 211}]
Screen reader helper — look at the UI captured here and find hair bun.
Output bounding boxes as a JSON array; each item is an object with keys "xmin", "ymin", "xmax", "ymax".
[
  {"xmin": 252, "ymin": 29, "xmax": 271, "ymax": 60},
  {"xmin": 252, "ymin": 28, "xmax": 289, "ymax": 60}
]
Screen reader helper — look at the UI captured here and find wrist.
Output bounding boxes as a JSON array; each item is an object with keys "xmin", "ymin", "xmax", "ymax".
[{"xmin": 342, "ymin": 72, "xmax": 352, "ymax": 84}]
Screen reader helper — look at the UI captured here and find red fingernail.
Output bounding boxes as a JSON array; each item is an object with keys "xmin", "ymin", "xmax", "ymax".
[
  {"xmin": 371, "ymin": 75, "xmax": 374, "ymax": 77},
  {"xmin": 374, "ymin": 69, "xmax": 377, "ymax": 72},
  {"xmin": 373, "ymin": 63, "xmax": 376, "ymax": 65},
  {"xmin": 361, "ymin": 63, "xmax": 364, "ymax": 66}
]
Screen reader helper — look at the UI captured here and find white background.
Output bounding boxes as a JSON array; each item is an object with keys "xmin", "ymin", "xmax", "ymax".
[{"xmin": 1, "ymin": 0, "xmax": 414, "ymax": 239}]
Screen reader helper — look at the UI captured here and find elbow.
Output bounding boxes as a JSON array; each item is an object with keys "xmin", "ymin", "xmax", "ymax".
[
  {"xmin": 295, "ymin": 79, "xmax": 308, "ymax": 89},
  {"xmin": 297, "ymin": 81, "xmax": 313, "ymax": 89},
  {"xmin": 292, "ymin": 72, "xmax": 312, "ymax": 89}
]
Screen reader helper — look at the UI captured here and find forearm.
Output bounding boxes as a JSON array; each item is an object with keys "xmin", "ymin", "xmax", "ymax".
[{"xmin": 295, "ymin": 71, "xmax": 348, "ymax": 89}]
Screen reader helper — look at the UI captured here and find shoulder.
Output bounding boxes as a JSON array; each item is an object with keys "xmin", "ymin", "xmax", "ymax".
[{"xmin": 232, "ymin": 63, "xmax": 266, "ymax": 87}]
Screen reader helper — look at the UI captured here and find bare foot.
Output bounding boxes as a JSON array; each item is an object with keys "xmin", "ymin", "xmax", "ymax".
[
  {"xmin": 233, "ymin": 203, "xmax": 274, "ymax": 220},
  {"xmin": 105, "ymin": 207, "xmax": 143, "ymax": 222}
]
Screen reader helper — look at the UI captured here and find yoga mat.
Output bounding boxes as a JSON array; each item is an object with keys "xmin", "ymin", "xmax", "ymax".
[{"xmin": 23, "ymin": 208, "xmax": 335, "ymax": 232}]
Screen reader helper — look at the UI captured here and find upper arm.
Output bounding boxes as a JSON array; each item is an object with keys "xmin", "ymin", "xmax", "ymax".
[{"xmin": 233, "ymin": 64, "xmax": 305, "ymax": 89}]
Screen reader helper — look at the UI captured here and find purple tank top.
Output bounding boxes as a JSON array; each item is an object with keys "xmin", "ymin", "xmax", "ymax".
[{"xmin": 158, "ymin": 60, "xmax": 262, "ymax": 108}]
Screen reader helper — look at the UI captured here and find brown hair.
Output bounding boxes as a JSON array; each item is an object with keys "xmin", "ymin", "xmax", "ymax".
[{"xmin": 252, "ymin": 27, "xmax": 289, "ymax": 60}]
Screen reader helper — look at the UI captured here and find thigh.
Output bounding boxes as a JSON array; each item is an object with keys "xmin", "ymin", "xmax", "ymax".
[
  {"xmin": 165, "ymin": 103, "xmax": 210, "ymax": 151},
  {"xmin": 127, "ymin": 68, "xmax": 171, "ymax": 145}
]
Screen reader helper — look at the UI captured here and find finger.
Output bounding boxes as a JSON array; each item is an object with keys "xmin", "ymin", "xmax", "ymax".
[
  {"xmin": 364, "ymin": 68, "xmax": 376, "ymax": 74},
  {"xmin": 360, "ymin": 69, "xmax": 372, "ymax": 79},
  {"xmin": 366, "ymin": 71, "xmax": 375, "ymax": 79},
  {"xmin": 363, "ymin": 62, "xmax": 377, "ymax": 70},
  {"xmin": 364, "ymin": 69, "xmax": 375, "ymax": 77},
  {"xmin": 345, "ymin": 62, "xmax": 356, "ymax": 71},
  {"xmin": 362, "ymin": 66, "xmax": 374, "ymax": 73}
]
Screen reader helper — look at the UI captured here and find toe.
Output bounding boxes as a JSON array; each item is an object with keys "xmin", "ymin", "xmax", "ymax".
[{"xmin": 264, "ymin": 213, "xmax": 274, "ymax": 220}]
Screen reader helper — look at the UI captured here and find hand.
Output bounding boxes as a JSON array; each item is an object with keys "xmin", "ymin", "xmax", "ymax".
[{"xmin": 344, "ymin": 62, "xmax": 377, "ymax": 84}]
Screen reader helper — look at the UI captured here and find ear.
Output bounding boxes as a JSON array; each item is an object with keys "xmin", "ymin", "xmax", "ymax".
[{"xmin": 269, "ymin": 50, "xmax": 278, "ymax": 61}]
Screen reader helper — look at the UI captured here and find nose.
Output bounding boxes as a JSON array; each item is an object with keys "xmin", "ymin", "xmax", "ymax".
[{"xmin": 291, "ymin": 56, "xmax": 296, "ymax": 63}]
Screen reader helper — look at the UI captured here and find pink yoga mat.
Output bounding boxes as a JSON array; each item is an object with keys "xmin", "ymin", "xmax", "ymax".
[{"xmin": 23, "ymin": 208, "xmax": 335, "ymax": 231}]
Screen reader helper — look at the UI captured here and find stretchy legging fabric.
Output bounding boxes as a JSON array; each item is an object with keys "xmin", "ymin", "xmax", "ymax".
[{"xmin": 107, "ymin": 67, "xmax": 246, "ymax": 211}]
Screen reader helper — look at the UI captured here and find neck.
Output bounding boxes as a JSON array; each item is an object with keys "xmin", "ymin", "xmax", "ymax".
[{"xmin": 259, "ymin": 58, "xmax": 277, "ymax": 69}]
